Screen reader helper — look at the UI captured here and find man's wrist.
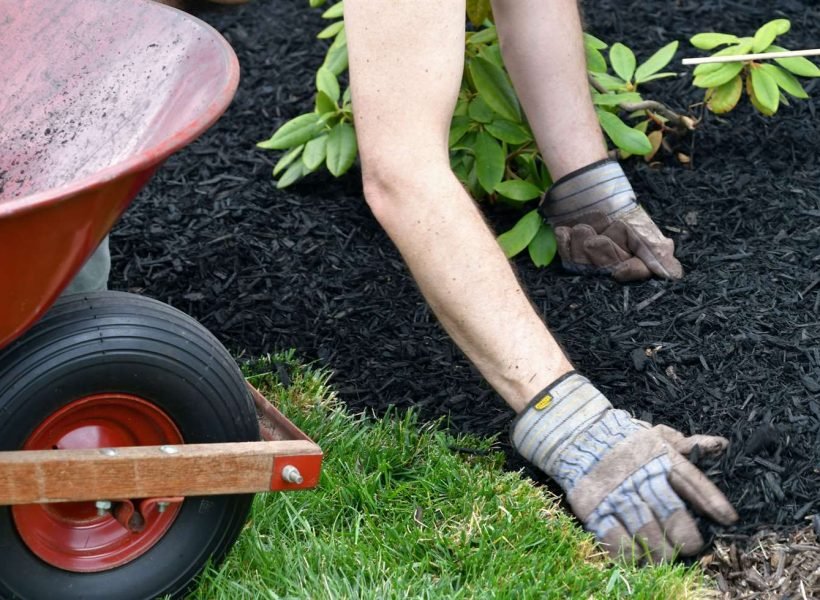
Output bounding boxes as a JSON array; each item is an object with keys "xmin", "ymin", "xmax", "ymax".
[
  {"xmin": 538, "ymin": 160, "xmax": 638, "ymax": 225},
  {"xmin": 510, "ymin": 372, "xmax": 612, "ymax": 480}
]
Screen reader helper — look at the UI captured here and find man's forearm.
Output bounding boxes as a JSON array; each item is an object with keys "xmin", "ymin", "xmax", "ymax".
[{"xmin": 491, "ymin": 0, "xmax": 607, "ymax": 179}]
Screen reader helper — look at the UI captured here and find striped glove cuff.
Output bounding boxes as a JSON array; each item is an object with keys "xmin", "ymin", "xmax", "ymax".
[
  {"xmin": 510, "ymin": 372, "xmax": 644, "ymax": 492},
  {"xmin": 538, "ymin": 159, "xmax": 638, "ymax": 226}
]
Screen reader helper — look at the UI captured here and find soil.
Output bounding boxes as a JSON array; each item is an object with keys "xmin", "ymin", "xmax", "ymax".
[{"xmin": 117, "ymin": 1, "xmax": 819, "ymax": 596}]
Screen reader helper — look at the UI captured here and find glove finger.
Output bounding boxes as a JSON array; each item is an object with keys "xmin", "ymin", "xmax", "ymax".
[
  {"xmin": 570, "ymin": 224, "xmax": 598, "ymax": 264},
  {"xmin": 599, "ymin": 221, "xmax": 669, "ymax": 281},
  {"xmin": 554, "ymin": 226, "xmax": 573, "ymax": 264},
  {"xmin": 662, "ymin": 508, "xmax": 705, "ymax": 556},
  {"xmin": 654, "ymin": 424, "xmax": 729, "ymax": 457},
  {"xmin": 599, "ymin": 220, "xmax": 632, "ymax": 253},
  {"xmin": 668, "ymin": 458, "xmax": 738, "ymax": 526},
  {"xmin": 582, "ymin": 234, "xmax": 632, "ymax": 268},
  {"xmin": 612, "ymin": 256, "xmax": 652, "ymax": 282},
  {"xmin": 635, "ymin": 468, "xmax": 703, "ymax": 556},
  {"xmin": 616, "ymin": 215, "xmax": 684, "ymax": 280},
  {"xmin": 634, "ymin": 519, "xmax": 677, "ymax": 564},
  {"xmin": 594, "ymin": 515, "xmax": 642, "ymax": 564}
]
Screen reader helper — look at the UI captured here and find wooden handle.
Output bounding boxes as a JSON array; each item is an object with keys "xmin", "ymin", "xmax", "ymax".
[{"xmin": 682, "ymin": 48, "xmax": 820, "ymax": 65}]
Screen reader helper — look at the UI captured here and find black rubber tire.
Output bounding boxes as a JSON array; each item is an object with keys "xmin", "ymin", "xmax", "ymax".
[{"xmin": 0, "ymin": 292, "xmax": 259, "ymax": 600}]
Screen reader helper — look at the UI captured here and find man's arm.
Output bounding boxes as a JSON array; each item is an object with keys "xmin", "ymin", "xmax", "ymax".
[
  {"xmin": 345, "ymin": 0, "xmax": 733, "ymax": 562},
  {"xmin": 492, "ymin": 0, "xmax": 683, "ymax": 281}
]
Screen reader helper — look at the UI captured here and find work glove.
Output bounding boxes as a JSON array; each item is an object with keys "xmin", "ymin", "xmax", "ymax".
[
  {"xmin": 511, "ymin": 372, "xmax": 737, "ymax": 563},
  {"xmin": 539, "ymin": 160, "xmax": 684, "ymax": 282}
]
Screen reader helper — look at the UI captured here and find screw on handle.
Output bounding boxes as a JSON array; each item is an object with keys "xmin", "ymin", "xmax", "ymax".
[{"xmin": 281, "ymin": 465, "xmax": 304, "ymax": 485}]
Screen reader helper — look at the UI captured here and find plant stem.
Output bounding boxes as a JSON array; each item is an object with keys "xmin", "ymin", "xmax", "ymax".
[{"xmin": 587, "ymin": 75, "xmax": 696, "ymax": 132}]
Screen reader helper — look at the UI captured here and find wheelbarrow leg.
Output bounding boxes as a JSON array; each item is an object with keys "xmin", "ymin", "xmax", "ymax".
[{"xmin": 62, "ymin": 236, "xmax": 110, "ymax": 295}]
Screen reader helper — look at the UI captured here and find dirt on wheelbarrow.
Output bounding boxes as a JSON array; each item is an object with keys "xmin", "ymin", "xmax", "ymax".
[{"xmin": 116, "ymin": 0, "xmax": 819, "ymax": 596}]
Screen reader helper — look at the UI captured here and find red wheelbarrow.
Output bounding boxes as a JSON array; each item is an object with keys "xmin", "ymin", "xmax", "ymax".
[{"xmin": 0, "ymin": 2, "xmax": 322, "ymax": 598}]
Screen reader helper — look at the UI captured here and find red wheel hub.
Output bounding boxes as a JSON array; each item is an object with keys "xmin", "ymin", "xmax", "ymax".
[{"xmin": 11, "ymin": 394, "xmax": 184, "ymax": 572}]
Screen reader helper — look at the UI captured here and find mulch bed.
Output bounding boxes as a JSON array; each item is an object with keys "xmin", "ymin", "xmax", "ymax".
[{"xmin": 115, "ymin": 0, "xmax": 818, "ymax": 595}]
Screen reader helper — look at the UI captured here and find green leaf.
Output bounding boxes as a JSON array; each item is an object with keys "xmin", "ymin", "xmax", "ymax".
[
  {"xmin": 272, "ymin": 144, "xmax": 304, "ymax": 176},
  {"xmin": 453, "ymin": 94, "xmax": 470, "ymax": 116},
  {"xmin": 585, "ymin": 47, "xmax": 607, "ymax": 74},
  {"xmin": 450, "ymin": 131, "xmax": 478, "ymax": 154},
  {"xmin": 750, "ymin": 66, "xmax": 779, "ymax": 113},
  {"xmin": 466, "ymin": 0, "xmax": 492, "ymax": 27},
  {"xmin": 477, "ymin": 44, "xmax": 504, "ymax": 68},
  {"xmin": 316, "ymin": 67, "xmax": 340, "ymax": 102},
  {"xmin": 705, "ymin": 74, "xmax": 743, "ymax": 114},
  {"xmin": 451, "ymin": 155, "xmax": 470, "ymax": 184},
  {"xmin": 636, "ymin": 72, "xmax": 677, "ymax": 83},
  {"xmin": 635, "ymin": 41, "xmax": 678, "ymax": 83},
  {"xmin": 762, "ymin": 63, "xmax": 808, "ymax": 99},
  {"xmin": 258, "ymin": 113, "xmax": 323, "ymax": 150},
  {"xmin": 591, "ymin": 92, "xmax": 642, "ymax": 106},
  {"xmin": 326, "ymin": 122, "xmax": 358, "ymax": 176},
  {"xmin": 497, "ymin": 210, "xmax": 542, "ymax": 258},
  {"xmin": 752, "ymin": 19, "xmax": 790, "ymax": 52},
  {"xmin": 302, "ymin": 135, "xmax": 328, "ymax": 170},
  {"xmin": 494, "ymin": 180, "xmax": 542, "ymax": 202},
  {"xmin": 768, "ymin": 45, "xmax": 820, "ymax": 78},
  {"xmin": 468, "ymin": 57, "xmax": 522, "ymax": 122},
  {"xmin": 321, "ymin": 1, "xmax": 344, "ymax": 19},
  {"xmin": 596, "ymin": 109, "xmax": 652, "ymax": 155},
  {"xmin": 467, "ymin": 27, "xmax": 498, "ymax": 46},
  {"xmin": 770, "ymin": 19, "xmax": 791, "ymax": 35},
  {"xmin": 693, "ymin": 61, "xmax": 745, "ymax": 88},
  {"xmin": 752, "ymin": 21, "xmax": 781, "ymax": 53},
  {"xmin": 323, "ymin": 39, "xmax": 349, "ymax": 75},
  {"xmin": 449, "ymin": 117, "xmax": 472, "ymax": 147},
  {"xmin": 317, "ymin": 21, "xmax": 344, "ymax": 40},
  {"xmin": 484, "ymin": 119, "xmax": 532, "ymax": 145},
  {"xmin": 316, "ymin": 91, "xmax": 338, "ymax": 115},
  {"xmin": 746, "ymin": 74, "xmax": 775, "ymax": 116},
  {"xmin": 468, "ymin": 95, "xmax": 495, "ymax": 124},
  {"xmin": 309, "ymin": 0, "xmax": 325, "ymax": 7},
  {"xmin": 583, "ymin": 33, "xmax": 608, "ymax": 50},
  {"xmin": 528, "ymin": 223, "xmax": 557, "ymax": 267},
  {"xmin": 689, "ymin": 33, "xmax": 739, "ymax": 50},
  {"xmin": 609, "ymin": 43, "xmax": 637, "ymax": 82},
  {"xmin": 276, "ymin": 160, "xmax": 307, "ymax": 189},
  {"xmin": 512, "ymin": 153, "xmax": 542, "ymax": 187},
  {"xmin": 590, "ymin": 72, "xmax": 628, "ymax": 92},
  {"xmin": 536, "ymin": 162, "xmax": 552, "ymax": 190},
  {"xmin": 474, "ymin": 131, "xmax": 506, "ymax": 194},
  {"xmin": 466, "ymin": 161, "xmax": 481, "ymax": 199}
]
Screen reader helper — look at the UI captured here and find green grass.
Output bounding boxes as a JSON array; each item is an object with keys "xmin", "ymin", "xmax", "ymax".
[{"xmin": 190, "ymin": 353, "xmax": 707, "ymax": 599}]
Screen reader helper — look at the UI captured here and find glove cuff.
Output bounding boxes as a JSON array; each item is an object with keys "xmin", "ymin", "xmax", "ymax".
[
  {"xmin": 510, "ymin": 372, "xmax": 613, "ymax": 485},
  {"xmin": 538, "ymin": 159, "xmax": 638, "ymax": 226}
]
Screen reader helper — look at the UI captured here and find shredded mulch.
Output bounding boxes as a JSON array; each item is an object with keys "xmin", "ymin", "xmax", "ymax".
[
  {"xmin": 115, "ymin": 0, "xmax": 819, "ymax": 595},
  {"xmin": 704, "ymin": 524, "xmax": 820, "ymax": 599}
]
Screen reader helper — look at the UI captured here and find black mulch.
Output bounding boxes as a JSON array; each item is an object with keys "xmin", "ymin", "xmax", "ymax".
[{"xmin": 114, "ymin": 0, "xmax": 818, "ymax": 592}]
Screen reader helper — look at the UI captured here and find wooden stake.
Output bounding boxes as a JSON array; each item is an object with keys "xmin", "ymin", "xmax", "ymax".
[{"xmin": 682, "ymin": 48, "xmax": 820, "ymax": 66}]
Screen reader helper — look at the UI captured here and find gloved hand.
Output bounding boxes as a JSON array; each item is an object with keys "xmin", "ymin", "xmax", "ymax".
[
  {"xmin": 511, "ymin": 372, "xmax": 737, "ymax": 563},
  {"xmin": 539, "ymin": 160, "xmax": 684, "ymax": 282}
]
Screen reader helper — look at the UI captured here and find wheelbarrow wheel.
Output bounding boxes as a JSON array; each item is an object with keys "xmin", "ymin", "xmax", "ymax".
[{"xmin": 0, "ymin": 292, "xmax": 259, "ymax": 600}]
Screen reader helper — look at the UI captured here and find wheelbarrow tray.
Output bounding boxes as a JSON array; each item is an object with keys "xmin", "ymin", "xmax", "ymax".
[
  {"xmin": 0, "ymin": 384, "xmax": 322, "ymax": 505},
  {"xmin": 0, "ymin": 0, "xmax": 239, "ymax": 350}
]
